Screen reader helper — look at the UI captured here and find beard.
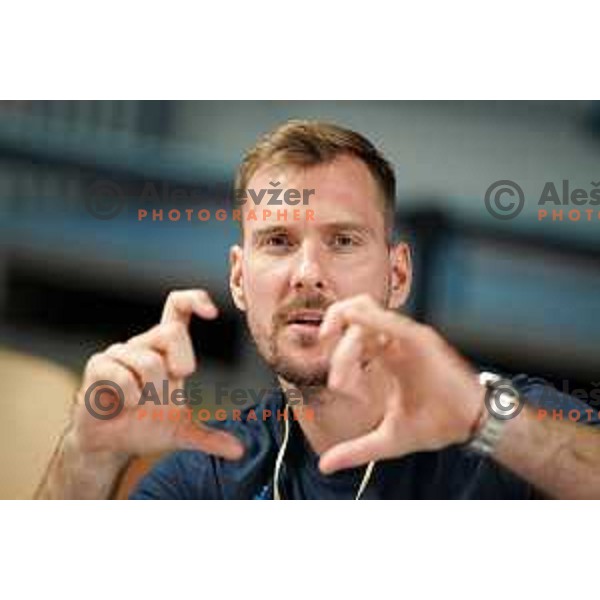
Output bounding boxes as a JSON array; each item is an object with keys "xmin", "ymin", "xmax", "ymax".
[
  {"xmin": 250, "ymin": 291, "xmax": 334, "ymax": 389},
  {"xmin": 270, "ymin": 347, "xmax": 329, "ymax": 388},
  {"xmin": 247, "ymin": 282, "xmax": 392, "ymax": 390}
]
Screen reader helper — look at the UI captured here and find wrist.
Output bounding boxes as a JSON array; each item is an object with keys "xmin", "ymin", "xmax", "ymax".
[
  {"xmin": 62, "ymin": 430, "xmax": 131, "ymax": 496},
  {"xmin": 453, "ymin": 374, "xmax": 487, "ymax": 446},
  {"xmin": 464, "ymin": 382, "xmax": 487, "ymax": 441},
  {"xmin": 64, "ymin": 430, "xmax": 130, "ymax": 473},
  {"xmin": 464, "ymin": 373, "xmax": 524, "ymax": 456}
]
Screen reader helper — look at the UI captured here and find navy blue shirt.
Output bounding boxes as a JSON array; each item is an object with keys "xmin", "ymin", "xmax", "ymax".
[{"xmin": 130, "ymin": 374, "xmax": 600, "ymax": 500}]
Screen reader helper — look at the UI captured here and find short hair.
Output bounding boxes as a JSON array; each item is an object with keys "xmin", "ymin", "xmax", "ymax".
[{"xmin": 235, "ymin": 120, "xmax": 396, "ymax": 237}]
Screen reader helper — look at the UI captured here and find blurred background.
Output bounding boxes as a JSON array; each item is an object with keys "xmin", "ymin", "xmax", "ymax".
[{"xmin": 0, "ymin": 102, "xmax": 600, "ymax": 490}]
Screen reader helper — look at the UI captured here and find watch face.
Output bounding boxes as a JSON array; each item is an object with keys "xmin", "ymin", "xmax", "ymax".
[{"xmin": 484, "ymin": 379, "xmax": 525, "ymax": 421}]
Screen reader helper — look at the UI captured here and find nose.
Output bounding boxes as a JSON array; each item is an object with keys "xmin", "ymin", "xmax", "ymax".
[{"xmin": 289, "ymin": 240, "xmax": 327, "ymax": 292}]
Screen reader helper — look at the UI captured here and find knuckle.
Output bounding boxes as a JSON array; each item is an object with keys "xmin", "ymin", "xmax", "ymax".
[
  {"xmin": 105, "ymin": 342, "xmax": 126, "ymax": 357},
  {"xmin": 166, "ymin": 290, "xmax": 181, "ymax": 303},
  {"xmin": 356, "ymin": 293, "xmax": 373, "ymax": 306},
  {"xmin": 418, "ymin": 322, "xmax": 434, "ymax": 337},
  {"xmin": 173, "ymin": 288, "xmax": 201, "ymax": 305},
  {"xmin": 139, "ymin": 350, "xmax": 163, "ymax": 375},
  {"xmin": 164, "ymin": 290, "xmax": 181, "ymax": 312},
  {"xmin": 85, "ymin": 352, "xmax": 108, "ymax": 376},
  {"xmin": 79, "ymin": 357, "xmax": 134, "ymax": 404},
  {"xmin": 344, "ymin": 294, "xmax": 373, "ymax": 314},
  {"xmin": 323, "ymin": 302, "xmax": 338, "ymax": 318},
  {"xmin": 417, "ymin": 323, "xmax": 437, "ymax": 344}
]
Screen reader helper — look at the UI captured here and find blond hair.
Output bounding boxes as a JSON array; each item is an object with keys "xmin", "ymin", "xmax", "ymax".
[{"xmin": 235, "ymin": 120, "xmax": 396, "ymax": 234}]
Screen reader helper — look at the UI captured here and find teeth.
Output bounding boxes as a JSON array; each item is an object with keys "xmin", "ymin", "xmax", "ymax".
[
  {"xmin": 293, "ymin": 318, "xmax": 321, "ymax": 324},
  {"xmin": 287, "ymin": 313, "xmax": 323, "ymax": 325}
]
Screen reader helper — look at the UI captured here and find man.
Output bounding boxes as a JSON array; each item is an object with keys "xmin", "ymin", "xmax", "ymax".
[{"xmin": 38, "ymin": 120, "xmax": 600, "ymax": 499}]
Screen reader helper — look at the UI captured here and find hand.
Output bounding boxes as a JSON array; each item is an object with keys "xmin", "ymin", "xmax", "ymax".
[
  {"xmin": 70, "ymin": 289, "xmax": 244, "ymax": 464},
  {"xmin": 317, "ymin": 295, "xmax": 485, "ymax": 474}
]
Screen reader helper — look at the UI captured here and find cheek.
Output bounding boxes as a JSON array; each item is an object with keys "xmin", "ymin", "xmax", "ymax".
[
  {"xmin": 242, "ymin": 259, "xmax": 288, "ymax": 318},
  {"xmin": 334, "ymin": 258, "xmax": 390, "ymax": 300}
]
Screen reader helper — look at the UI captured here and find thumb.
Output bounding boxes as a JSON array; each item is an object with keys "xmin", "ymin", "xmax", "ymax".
[
  {"xmin": 318, "ymin": 429, "xmax": 385, "ymax": 475},
  {"xmin": 173, "ymin": 422, "xmax": 245, "ymax": 461}
]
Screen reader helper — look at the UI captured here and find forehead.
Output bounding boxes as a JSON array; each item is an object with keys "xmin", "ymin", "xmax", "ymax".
[{"xmin": 243, "ymin": 154, "xmax": 386, "ymax": 236}]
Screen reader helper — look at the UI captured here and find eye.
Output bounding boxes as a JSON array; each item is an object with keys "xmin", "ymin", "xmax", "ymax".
[
  {"xmin": 332, "ymin": 233, "xmax": 360, "ymax": 249},
  {"xmin": 267, "ymin": 234, "xmax": 289, "ymax": 246},
  {"xmin": 262, "ymin": 232, "xmax": 294, "ymax": 251}
]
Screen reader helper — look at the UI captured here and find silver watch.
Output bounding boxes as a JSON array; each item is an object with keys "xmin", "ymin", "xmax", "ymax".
[{"xmin": 466, "ymin": 372, "xmax": 524, "ymax": 456}]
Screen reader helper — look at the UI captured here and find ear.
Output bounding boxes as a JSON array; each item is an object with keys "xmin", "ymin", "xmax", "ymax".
[
  {"xmin": 229, "ymin": 244, "xmax": 247, "ymax": 312},
  {"xmin": 387, "ymin": 242, "xmax": 412, "ymax": 309}
]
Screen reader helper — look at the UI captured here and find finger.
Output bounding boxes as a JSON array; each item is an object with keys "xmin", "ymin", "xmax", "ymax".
[
  {"xmin": 320, "ymin": 294, "xmax": 383, "ymax": 340},
  {"xmin": 81, "ymin": 354, "xmax": 142, "ymax": 409},
  {"xmin": 318, "ymin": 428, "xmax": 389, "ymax": 474},
  {"xmin": 328, "ymin": 323, "xmax": 391, "ymax": 391},
  {"xmin": 173, "ymin": 421, "xmax": 245, "ymax": 461},
  {"xmin": 319, "ymin": 299, "xmax": 351, "ymax": 340},
  {"xmin": 105, "ymin": 344, "xmax": 167, "ymax": 399},
  {"xmin": 129, "ymin": 322, "xmax": 195, "ymax": 379},
  {"xmin": 322, "ymin": 297, "xmax": 418, "ymax": 346},
  {"xmin": 161, "ymin": 289, "xmax": 218, "ymax": 326},
  {"xmin": 328, "ymin": 324, "xmax": 366, "ymax": 392}
]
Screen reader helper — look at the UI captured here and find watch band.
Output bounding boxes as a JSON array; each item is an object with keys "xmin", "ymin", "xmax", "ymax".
[{"xmin": 466, "ymin": 372, "xmax": 524, "ymax": 456}]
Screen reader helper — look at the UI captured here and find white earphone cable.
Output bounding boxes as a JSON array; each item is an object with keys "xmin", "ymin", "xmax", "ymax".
[{"xmin": 273, "ymin": 403, "xmax": 375, "ymax": 500}]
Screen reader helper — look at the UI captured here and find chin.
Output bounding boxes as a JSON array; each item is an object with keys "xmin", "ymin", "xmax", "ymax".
[
  {"xmin": 272, "ymin": 351, "xmax": 330, "ymax": 389},
  {"xmin": 256, "ymin": 325, "xmax": 332, "ymax": 388}
]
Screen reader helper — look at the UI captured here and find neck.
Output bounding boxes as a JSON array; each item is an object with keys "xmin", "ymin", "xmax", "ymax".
[{"xmin": 278, "ymin": 376, "xmax": 384, "ymax": 456}]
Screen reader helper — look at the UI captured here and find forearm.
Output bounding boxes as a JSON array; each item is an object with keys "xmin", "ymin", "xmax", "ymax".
[
  {"xmin": 36, "ymin": 428, "xmax": 130, "ymax": 500},
  {"xmin": 493, "ymin": 407, "xmax": 600, "ymax": 499}
]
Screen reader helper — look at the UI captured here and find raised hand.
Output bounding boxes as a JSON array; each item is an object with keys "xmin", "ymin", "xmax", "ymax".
[
  {"xmin": 317, "ymin": 294, "xmax": 484, "ymax": 474},
  {"xmin": 39, "ymin": 290, "xmax": 244, "ymax": 499}
]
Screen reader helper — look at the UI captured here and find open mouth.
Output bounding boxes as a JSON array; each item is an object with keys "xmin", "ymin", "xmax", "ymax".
[{"xmin": 285, "ymin": 311, "xmax": 324, "ymax": 328}]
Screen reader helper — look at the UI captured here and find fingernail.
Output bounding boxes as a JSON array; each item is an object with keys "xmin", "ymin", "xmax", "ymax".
[
  {"xmin": 318, "ymin": 459, "xmax": 334, "ymax": 475},
  {"xmin": 228, "ymin": 441, "xmax": 245, "ymax": 460}
]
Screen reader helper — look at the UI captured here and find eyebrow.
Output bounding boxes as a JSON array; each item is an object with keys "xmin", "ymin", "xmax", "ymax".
[
  {"xmin": 321, "ymin": 222, "xmax": 374, "ymax": 237},
  {"xmin": 251, "ymin": 222, "xmax": 375, "ymax": 244}
]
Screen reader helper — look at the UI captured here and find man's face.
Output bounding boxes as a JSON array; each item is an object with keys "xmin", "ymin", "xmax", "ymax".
[{"xmin": 229, "ymin": 154, "xmax": 411, "ymax": 388}]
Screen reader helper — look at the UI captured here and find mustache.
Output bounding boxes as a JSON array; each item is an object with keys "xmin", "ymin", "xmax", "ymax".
[{"xmin": 273, "ymin": 293, "xmax": 334, "ymax": 328}]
